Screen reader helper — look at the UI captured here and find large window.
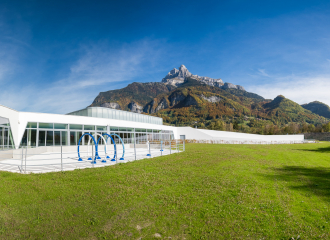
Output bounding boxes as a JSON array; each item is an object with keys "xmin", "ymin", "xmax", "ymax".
[
  {"xmin": 38, "ymin": 131, "xmax": 46, "ymax": 146},
  {"xmin": 19, "ymin": 122, "xmax": 174, "ymax": 148},
  {"xmin": 70, "ymin": 131, "xmax": 82, "ymax": 146},
  {"xmin": 46, "ymin": 131, "xmax": 54, "ymax": 146},
  {"xmin": 21, "ymin": 122, "xmax": 70, "ymax": 148},
  {"xmin": 0, "ymin": 117, "xmax": 14, "ymax": 150},
  {"xmin": 54, "ymin": 131, "xmax": 61, "ymax": 146}
]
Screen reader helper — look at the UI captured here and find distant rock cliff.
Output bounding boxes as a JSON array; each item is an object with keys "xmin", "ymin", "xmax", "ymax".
[
  {"xmin": 161, "ymin": 64, "xmax": 244, "ymax": 91},
  {"xmin": 100, "ymin": 102, "xmax": 121, "ymax": 109},
  {"xmin": 128, "ymin": 101, "xmax": 143, "ymax": 113}
]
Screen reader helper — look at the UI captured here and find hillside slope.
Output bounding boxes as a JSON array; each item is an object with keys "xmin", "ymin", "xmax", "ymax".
[
  {"xmin": 90, "ymin": 82, "xmax": 176, "ymax": 110},
  {"xmin": 301, "ymin": 101, "xmax": 330, "ymax": 119},
  {"xmin": 89, "ymin": 66, "xmax": 329, "ymax": 130},
  {"xmin": 262, "ymin": 95, "xmax": 326, "ymax": 124}
]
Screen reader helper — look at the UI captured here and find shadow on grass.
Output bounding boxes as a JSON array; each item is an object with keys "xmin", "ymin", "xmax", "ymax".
[
  {"xmin": 262, "ymin": 166, "xmax": 330, "ymax": 200},
  {"xmin": 298, "ymin": 146, "xmax": 330, "ymax": 153}
]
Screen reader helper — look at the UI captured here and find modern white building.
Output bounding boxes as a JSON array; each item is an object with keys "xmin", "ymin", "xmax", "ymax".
[{"xmin": 0, "ymin": 104, "xmax": 304, "ymax": 150}]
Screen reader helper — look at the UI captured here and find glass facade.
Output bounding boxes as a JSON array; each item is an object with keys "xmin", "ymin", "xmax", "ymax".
[
  {"xmin": 67, "ymin": 107, "xmax": 163, "ymax": 125},
  {"xmin": 0, "ymin": 117, "xmax": 14, "ymax": 150},
  {"xmin": 19, "ymin": 122, "xmax": 174, "ymax": 148}
]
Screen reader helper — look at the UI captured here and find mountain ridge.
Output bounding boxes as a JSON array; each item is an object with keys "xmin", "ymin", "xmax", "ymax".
[{"xmin": 89, "ymin": 65, "xmax": 329, "ymax": 133}]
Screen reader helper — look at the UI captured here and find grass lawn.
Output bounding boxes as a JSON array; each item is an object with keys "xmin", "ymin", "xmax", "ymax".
[{"xmin": 1, "ymin": 143, "xmax": 330, "ymax": 239}]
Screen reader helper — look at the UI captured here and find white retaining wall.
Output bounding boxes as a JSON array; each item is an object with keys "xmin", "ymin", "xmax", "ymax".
[{"xmin": 175, "ymin": 127, "xmax": 304, "ymax": 142}]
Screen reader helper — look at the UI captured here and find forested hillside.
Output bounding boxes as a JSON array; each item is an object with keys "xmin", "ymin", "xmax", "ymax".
[
  {"xmin": 301, "ymin": 101, "xmax": 330, "ymax": 119},
  {"xmin": 90, "ymin": 78, "xmax": 329, "ymax": 135}
]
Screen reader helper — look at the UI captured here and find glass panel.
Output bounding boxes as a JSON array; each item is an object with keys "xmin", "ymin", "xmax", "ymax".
[
  {"xmin": 126, "ymin": 128, "xmax": 133, "ymax": 132},
  {"xmin": 81, "ymin": 109, "xmax": 88, "ymax": 116},
  {"xmin": 77, "ymin": 132, "xmax": 83, "ymax": 145},
  {"xmin": 70, "ymin": 131, "xmax": 76, "ymax": 146},
  {"xmin": 136, "ymin": 128, "xmax": 146, "ymax": 132},
  {"xmin": 147, "ymin": 129, "xmax": 152, "ymax": 132},
  {"xmin": 38, "ymin": 131, "xmax": 46, "ymax": 146},
  {"xmin": 110, "ymin": 126, "xmax": 118, "ymax": 131},
  {"xmin": 84, "ymin": 133, "xmax": 91, "ymax": 145},
  {"xmin": 92, "ymin": 108, "xmax": 97, "ymax": 117},
  {"xmin": 95, "ymin": 132, "xmax": 103, "ymax": 145},
  {"xmin": 46, "ymin": 131, "xmax": 54, "ymax": 146},
  {"xmin": 87, "ymin": 108, "xmax": 92, "ymax": 117},
  {"xmin": 104, "ymin": 109, "xmax": 109, "ymax": 118},
  {"xmin": 97, "ymin": 108, "xmax": 102, "ymax": 118},
  {"xmin": 8, "ymin": 129, "xmax": 14, "ymax": 149},
  {"xmin": 0, "ymin": 127, "xmax": 3, "ymax": 146},
  {"xmin": 27, "ymin": 122, "xmax": 37, "ymax": 128},
  {"xmin": 96, "ymin": 126, "xmax": 107, "ymax": 131},
  {"xmin": 118, "ymin": 127, "xmax": 126, "ymax": 131},
  {"xmin": 54, "ymin": 123, "xmax": 68, "ymax": 129},
  {"xmin": 20, "ymin": 129, "xmax": 28, "ymax": 147},
  {"xmin": 28, "ymin": 129, "xmax": 37, "ymax": 147},
  {"xmin": 70, "ymin": 124, "xmax": 83, "ymax": 130},
  {"xmin": 119, "ymin": 133, "xmax": 124, "ymax": 144},
  {"xmin": 61, "ymin": 131, "xmax": 68, "ymax": 146},
  {"xmin": 3, "ymin": 128, "xmax": 8, "ymax": 147},
  {"xmin": 54, "ymin": 131, "xmax": 61, "ymax": 146},
  {"xmin": 39, "ymin": 123, "xmax": 53, "ymax": 129},
  {"xmin": 84, "ymin": 125, "xmax": 95, "ymax": 131}
]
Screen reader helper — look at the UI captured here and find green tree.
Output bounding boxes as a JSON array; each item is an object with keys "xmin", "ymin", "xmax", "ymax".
[
  {"xmin": 323, "ymin": 122, "xmax": 330, "ymax": 132},
  {"xmin": 215, "ymin": 120, "xmax": 224, "ymax": 130},
  {"xmin": 233, "ymin": 121, "xmax": 239, "ymax": 130}
]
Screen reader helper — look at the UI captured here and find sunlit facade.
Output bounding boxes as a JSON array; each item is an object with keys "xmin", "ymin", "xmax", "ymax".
[
  {"xmin": 0, "ymin": 104, "xmax": 305, "ymax": 150},
  {"xmin": 0, "ymin": 105, "xmax": 176, "ymax": 150}
]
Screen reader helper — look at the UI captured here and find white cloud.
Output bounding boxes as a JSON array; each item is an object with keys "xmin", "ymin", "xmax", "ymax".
[
  {"xmin": 247, "ymin": 75, "xmax": 330, "ymax": 106},
  {"xmin": 257, "ymin": 69, "xmax": 270, "ymax": 77},
  {"xmin": 0, "ymin": 39, "xmax": 169, "ymax": 114}
]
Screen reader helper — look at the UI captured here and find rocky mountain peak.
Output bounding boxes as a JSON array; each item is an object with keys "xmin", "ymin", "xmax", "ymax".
[
  {"xmin": 162, "ymin": 64, "xmax": 192, "ymax": 81},
  {"xmin": 177, "ymin": 64, "xmax": 192, "ymax": 78},
  {"xmin": 161, "ymin": 65, "xmax": 245, "ymax": 91}
]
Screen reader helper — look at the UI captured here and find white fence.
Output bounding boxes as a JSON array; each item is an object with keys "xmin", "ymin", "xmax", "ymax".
[
  {"xmin": 185, "ymin": 139, "xmax": 315, "ymax": 144},
  {"xmin": 0, "ymin": 140, "xmax": 185, "ymax": 174}
]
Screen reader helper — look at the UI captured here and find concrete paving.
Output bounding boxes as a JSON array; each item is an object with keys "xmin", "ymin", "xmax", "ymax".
[{"xmin": 0, "ymin": 148, "xmax": 181, "ymax": 174}]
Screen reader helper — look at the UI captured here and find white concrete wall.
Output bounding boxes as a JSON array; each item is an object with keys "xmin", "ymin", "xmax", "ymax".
[{"xmin": 175, "ymin": 127, "xmax": 304, "ymax": 142}]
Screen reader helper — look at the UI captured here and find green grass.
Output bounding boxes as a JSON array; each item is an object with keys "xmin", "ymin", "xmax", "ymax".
[{"xmin": 1, "ymin": 143, "xmax": 330, "ymax": 239}]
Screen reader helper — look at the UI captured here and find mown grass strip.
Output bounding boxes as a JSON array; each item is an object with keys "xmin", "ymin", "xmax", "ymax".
[{"xmin": 0, "ymin": 143, "xmax": 330, "ymax": 239}]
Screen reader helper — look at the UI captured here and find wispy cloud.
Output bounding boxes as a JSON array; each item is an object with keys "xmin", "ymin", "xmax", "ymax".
[
  {"xmin": 257, "ymin": 69, "xmax": 270, "ymax": 77},
  {"xmin": 0, "ymin": 39, "xmax": 170, "ymax": 114},
  {"xmin": 247, "ymin": 74, "xmax": 330, "ymax": 107}
]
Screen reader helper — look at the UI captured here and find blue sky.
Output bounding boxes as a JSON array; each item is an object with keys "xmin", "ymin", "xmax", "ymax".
[{"xmin": 1, "ymin": 0, "xmax": 330, "ymax": 113}]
